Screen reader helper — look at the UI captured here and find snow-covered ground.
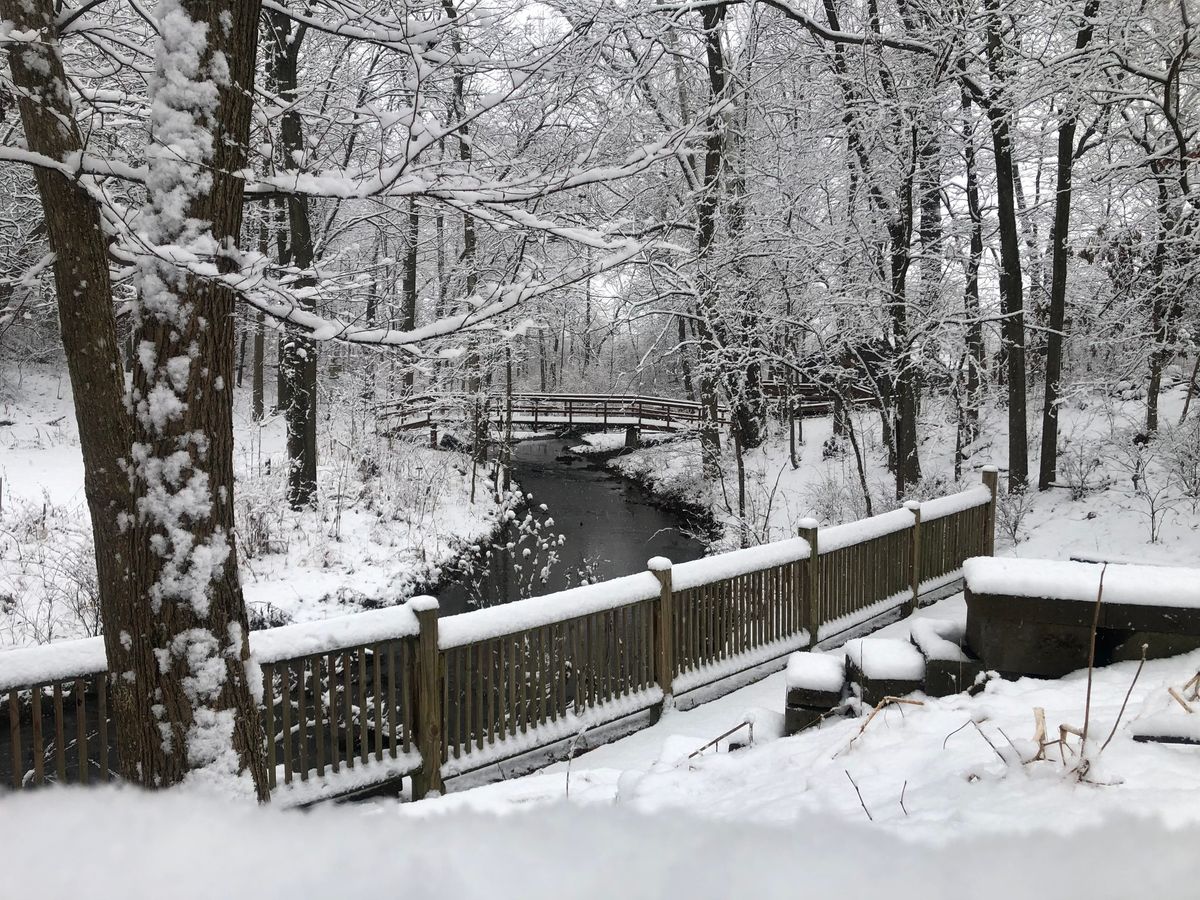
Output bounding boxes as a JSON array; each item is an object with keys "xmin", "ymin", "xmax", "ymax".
[
  {"xmin": 7, "ymin": 785, "xmax": 1196, "ymax": 900},
  {"xmin": 387, "ymin": 592, "xmax": 1200, "ymax": 836},
  {"xmin": 0, "ymin": 365, "xmax": 505, "ymax": 644}
]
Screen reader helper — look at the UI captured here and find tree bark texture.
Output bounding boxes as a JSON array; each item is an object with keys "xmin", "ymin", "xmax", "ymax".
[
  {"xmin": 1039, "ymin": 0, "xmax": 1101, "ymax": 490},
  {"xmin": 125, "ymin": 0, "xmax": 270, "ymax": 798},
  {"xmin": 269, "ymin": 7, "xmax": 319, "ymax": 509},
  {"xmin": 1, "ymin": 0, "xmax": 139, "ymax": 773},
  {"xmin": 984, "ymin": 0, "xmax": 1030, "ymax": 490}
]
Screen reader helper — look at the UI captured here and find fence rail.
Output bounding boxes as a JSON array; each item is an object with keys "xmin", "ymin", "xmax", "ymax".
[{"xmin": 0, "ymin": 469, "xmax": 998, "ymax": 800}]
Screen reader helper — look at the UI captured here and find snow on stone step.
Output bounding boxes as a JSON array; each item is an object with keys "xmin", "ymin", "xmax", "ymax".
[
  {"xmin": 785, "ymin": 651, "xmax": 846, "ymax": 693},
  {"xmin": 1131, "ymin": 712, "xmax": 1200, "ymax": 743},
  {"xmin": 843, "ymin": 637, "xmax": 926, "ymax": 681},
  {"xmin": 964, "ymin": 557, "xmax": 1200, "ymax": 608},
  {"xmin": 909, "ymin": 618, "xmax": 971, "ymax": 663}
]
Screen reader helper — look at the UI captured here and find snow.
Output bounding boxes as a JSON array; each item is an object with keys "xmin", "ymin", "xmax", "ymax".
[
  {"xmin": 669, "ymin": 538, "xmax": 810, "ymax": 591},
  {"xmin": 964, "ymin": 557, "xmax": 1200, "ymax": 608},
  {"xmin": 816, "ymin": 588, "xmax": 910, "ymax": 641},
  {"xmin": 920, "ymin": 485, "xmax": 992, "ymax": 520},
  {"xmin": 250, "ymin": 603, "xmax": 421, "ymax": 665},
  {"xmin": 5, "ymin": 790, "xmax": 1200, "ymax": 900},
  {"xmin": 819, "ymin": 507, "xmax": 914, "ymax": 553},
  {"xmin": 842, "ymin": 637, "xmax": 926, "ymax": 681},
  {"xmin": 0, "ymin": 367, "xmax": 505, "ymax": 648},
  {"xmin": 0, "ymin": 601, "xmax": 424, "ymax": 690},
  {"xmin": 1130, "ymin": 712, "xmax": 1200, "ymax": 742},
  {"xmin": 272, "ymin": 750, "xmax": 423, "ymax": 809},
  {"xmin": 438, "ymin": 572, "xmax": 660, "ymax": 649},
  {"xmin": 403, "ymin": 594, "xmax": 1200, "ymax": 851},
  {"xmin": 785, "ymin": 651, "xmax": 846, "ymax": 693},
  {"xmin": 909, "ymin": 617, "xmax": 971, "ymax": 663},
  {"xmin": 0, "ymin": 634, "xmax": 107, "ymax": 692},
  {"xmin": 673, "ymin": 634, "xmax": 808, "ymax": 695},
  {"xmin": 443, "ymin": 686, "xmax": 663, "ymax": 779}
]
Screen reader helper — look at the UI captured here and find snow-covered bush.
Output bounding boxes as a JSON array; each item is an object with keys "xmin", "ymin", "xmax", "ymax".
[
  {"xmin": 1105, "ymin": 432, "xmax": 1182, "ymax": 543},
  {"xmin": 0, "ymin": 493, "xmax": 100, "ymax": 645},
  {"xmin": 447, "ymin": 487, "xmax": 566, "ymax": 606},
  {"xmin": 803, "ymin": 469, "xmax": 877, "ymax": 525},
  {"xmin": 996, "ymin": 482, "xmax": 1035, "ymax": 545},
  {"xmin": 1057, "ymin": 437, "xmax": 1106, "ymax": 500},
  {"xmin": 1163, "ymin": 417, "xmax": 1200, "ymax": 512}
]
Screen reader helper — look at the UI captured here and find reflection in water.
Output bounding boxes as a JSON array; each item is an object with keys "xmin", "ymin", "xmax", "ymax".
[{"xmin": 436, "ymin": 438, "xmax": 708, "ymax": 616}]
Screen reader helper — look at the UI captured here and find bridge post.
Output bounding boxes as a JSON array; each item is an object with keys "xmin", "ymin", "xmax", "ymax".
[
  {"xmin": 410, "ymin": 596, "xmax": 443, "ymax": 799},
  {"xmin": 904, "ymin": 501, "xmax": 922, "ymax": 617},
  {"xmin": 648, "ymin": 557, "xmax": 674, "ymax": 720},
  {"xmin": 429, "ymin": 424, "xmax": 438, "ymax": 450},
  {"xmin": 798, "ymin": 519, "xmax": 820, "ymax": 647},
  {"xmin": 624, "ymin": 425, "xmax": 640, "ymax": 449},
  {"xmin": 981, "ymin": 465, "xmax": 998, "ymax": 555},
  {"xmin": 533, "ymin": 397, "xmax": 539, "ymax": 428}
]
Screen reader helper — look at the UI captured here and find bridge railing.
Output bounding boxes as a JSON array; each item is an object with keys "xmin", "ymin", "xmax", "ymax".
[{"xmin": 0, "ymin": 469, "xmax": 998, "ymax": 800}]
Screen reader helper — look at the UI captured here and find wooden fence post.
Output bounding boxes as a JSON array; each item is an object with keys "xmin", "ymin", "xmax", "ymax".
[
  {"xmin": 904, "ymin": 500, "xmax": 922, "ymax": 616},
  {"xmin": 429, "ymin": 424, "xmax": 438, "ymax": 450},
  {"xmin": 410, "ymin": 596, "xmax": 443, "ymax": 799},
  {"xmin": 798, "ymin": 519, "xmax": 820, "ymax": 647},
  {"xmin": 981, "ymin": 465, "xmax": 998, "ymax": 556},
  {"xmin": 648, "ymin": 557, "xmax": 674, "ymax": 718}
]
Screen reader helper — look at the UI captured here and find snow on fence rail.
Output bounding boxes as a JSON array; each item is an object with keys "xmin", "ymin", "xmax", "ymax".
[{"xmin": 0, "ymin": 470, "xmax": 997, "ymax": 799}]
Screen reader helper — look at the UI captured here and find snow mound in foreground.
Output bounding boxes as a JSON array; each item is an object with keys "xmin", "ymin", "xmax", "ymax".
[{"xmin": 3, "ymin": 788, "xmax": 1196, "ymax": 899}]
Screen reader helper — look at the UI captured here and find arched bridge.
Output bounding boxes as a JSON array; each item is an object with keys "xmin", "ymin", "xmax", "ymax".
[
  {"xmin": 378, "ymin": 384, "xmax": 874, "ymax": 436},
  {"xmin": 380, "ymin": 393, "xmax": 727, "ymax": 434}
]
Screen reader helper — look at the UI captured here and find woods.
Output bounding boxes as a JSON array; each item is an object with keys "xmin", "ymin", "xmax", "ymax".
[{"xmin": 1, "ymin": 0, "xmax": 1197, "ymax": 795}]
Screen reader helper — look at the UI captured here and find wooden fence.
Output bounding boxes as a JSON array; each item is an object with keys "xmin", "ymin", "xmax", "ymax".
[{"xmin": 0, "ymin": 469, "xmax": 997, "ymax": 801}]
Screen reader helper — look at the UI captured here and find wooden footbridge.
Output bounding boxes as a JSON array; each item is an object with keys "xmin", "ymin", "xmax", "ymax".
[
  {"xmin": 380, "ymin": 392, "xmax": 728, "ymax": 435},
  {"xmin": 0, "ymin": 470, "xmax": 997, "ymax": 805},
  {"xmin": 378, "ymin": 384, "xmax": 875, "ymax": 438}
]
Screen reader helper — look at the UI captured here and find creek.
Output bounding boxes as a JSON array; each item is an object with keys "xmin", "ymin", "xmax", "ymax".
[{"xmin": 436, "ymin": 437, "xmax": 708, "ymax": 616}]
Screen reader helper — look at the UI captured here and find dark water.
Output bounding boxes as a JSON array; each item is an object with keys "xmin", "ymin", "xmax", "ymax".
[{"xmin": 436, "ymin": 438, "xmax": 708, "ymax": 616}]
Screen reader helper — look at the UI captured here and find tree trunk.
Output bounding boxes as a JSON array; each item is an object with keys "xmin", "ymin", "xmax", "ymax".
[
  {"xmin": 961, "ymin": 84, "xmax": 986, "ymax": 447},
  {"xmin": 252, "ymin": 311, "xmax": 265, "ymax": 423},
  {"xmin": 984, "ymin": 0, "xmax": 1029, "ymax": 490},
  {"xmin": 1, "ymin": 0, "xmax": 137, "ymax": 775},
  {"xmin": 253, "ymin": 224, "xmax": 269, "ymax": 422},
  {"xmin": 402, "ymin": 199, "xmax": 419, "ymax": 391},
  {"xmin": 442, "ymin": 0, "xmax": 486, "ymax": 462},
  {"xmin": 1038, "ymin": 0, "xmax": 1100, "ymax": 490},
  {"xmin": 126, "ymin": 0, "xmax": 270, "ymax": 797},
  {"xmin": 678, "ymin": 315, "xmax": 695, "ymax": 400},
  {"xmin": 269, "ymin": 7, "xmax": 318, "ymax": 509}
]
